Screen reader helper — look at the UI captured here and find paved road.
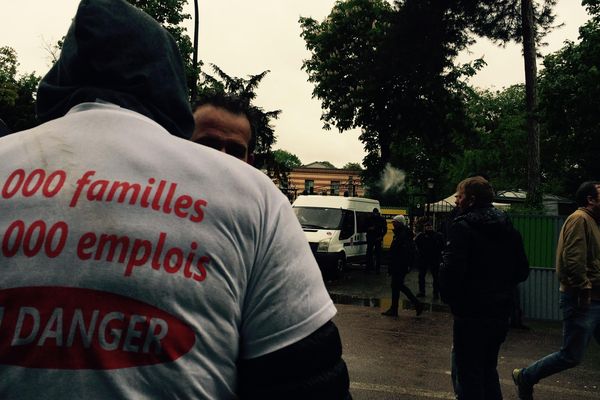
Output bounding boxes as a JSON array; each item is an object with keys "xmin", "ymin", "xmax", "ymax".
[{"xmin": 329, "ymin": 267, "xmax": 600, "ymax": 400}]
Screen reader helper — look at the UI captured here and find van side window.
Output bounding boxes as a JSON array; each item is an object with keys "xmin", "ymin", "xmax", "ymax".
[
  {"xmin": 355, "ymin": 211, "xmax": 371, "ymax": 234},
  {"xmin": 339, "ymin": 210, "xmax": 355, "ymax": 240}
]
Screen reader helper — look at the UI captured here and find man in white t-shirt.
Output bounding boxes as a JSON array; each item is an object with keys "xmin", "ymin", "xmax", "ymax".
[{"xmin": 0, "ymin": 1, "xmax": 350, "ymax": 399}]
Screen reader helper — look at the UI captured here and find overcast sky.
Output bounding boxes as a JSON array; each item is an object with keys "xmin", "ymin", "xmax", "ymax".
[{"xmin": 1, "ymin": 1, "xmax": 590, "ymax": 167}]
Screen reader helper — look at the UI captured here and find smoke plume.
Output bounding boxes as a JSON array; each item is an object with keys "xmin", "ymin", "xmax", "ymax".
[{"xmin": 380, "ymin": 163, "xmax": 406, "ymax": 193}]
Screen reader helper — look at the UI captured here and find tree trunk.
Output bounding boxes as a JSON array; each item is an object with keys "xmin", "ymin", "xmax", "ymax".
[{"xmin": 521, "ymin": 0, "xmax": 542, "ymax": 207}]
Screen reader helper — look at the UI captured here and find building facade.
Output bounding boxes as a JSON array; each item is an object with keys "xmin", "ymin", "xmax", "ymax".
[{"xmin": 285, "ymin": 162, "xmax": 364, "ymax": 201}]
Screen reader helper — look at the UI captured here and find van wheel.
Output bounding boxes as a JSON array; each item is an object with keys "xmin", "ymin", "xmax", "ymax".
[{"xmin": 333, "ymin": 254, "xmax": 346, "ymax": 277}]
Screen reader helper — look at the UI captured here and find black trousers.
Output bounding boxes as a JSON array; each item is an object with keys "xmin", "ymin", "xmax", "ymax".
[
  {"xmin": 389, "ymin": 271, "xmax": 420, "ymax": 312},
  {"xmin": 366, "ymin": 239, "xmax": 382, "ymax": 272},
  {"xmin": 452, "ymin": 316, "xmax": 509, "ymax": 400},
  {"xmin": 418, "ymin": 261, "xmax": 440, "ymax": 296}
]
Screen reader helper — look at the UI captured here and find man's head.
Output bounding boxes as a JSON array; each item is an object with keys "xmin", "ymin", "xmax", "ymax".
[
  {"xmin": 455, "ymin": 176, "xmax": 494, "ymax": 211},
  {"xmin": 424, "ymin": 221, "xmax": 433, "ymax": 232},
  {"xmin": 392, "ymin": 215, "xmax": 406, "ymax": 228},
  {"xmin": 575, "ymin": 181, "xmax": 600, "ymax": 212},
  {"xmin": 192, "ymin": 92, "xmax": 254, "ymax": 163},
  {"xmin": 36, "ymin": 0, "xmax": 193, "ymax": 139},
  {"xmin": 372, "ymin": 208, "xmax": 380, "ymax": 215}
]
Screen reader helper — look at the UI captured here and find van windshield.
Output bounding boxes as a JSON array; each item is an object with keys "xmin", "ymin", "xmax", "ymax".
[{"xmin": 293, "ymin": 207, "xmax": 343, "ymax": 230}]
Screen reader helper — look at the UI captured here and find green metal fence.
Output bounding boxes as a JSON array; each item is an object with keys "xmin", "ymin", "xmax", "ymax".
[
  {"xmin": 509, "ymin": 214, "xmax": 566, "ymax": 269},
  {"xmin": 508, "ymin": 214, "xmax": 567, "ymax": 320}
]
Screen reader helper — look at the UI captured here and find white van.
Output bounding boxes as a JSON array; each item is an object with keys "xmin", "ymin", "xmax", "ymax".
[{"xmin": 292, "ymin": 195, "xmax": 381, "ymax": 278}]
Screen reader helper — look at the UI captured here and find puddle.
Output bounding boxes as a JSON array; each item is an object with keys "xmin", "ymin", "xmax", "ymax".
[
  {"xmin": 329, "ymin": 293, "xmax": 382, "ymax": 308},
  {"xmin": 329, "ymin": 292, "xmax": 450, "ymax": 313}
]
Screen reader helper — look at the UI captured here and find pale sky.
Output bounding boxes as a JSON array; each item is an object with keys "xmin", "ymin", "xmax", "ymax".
[{"xmin": 0, "ymin": 1, "xmax": 591, "ymax": 167}]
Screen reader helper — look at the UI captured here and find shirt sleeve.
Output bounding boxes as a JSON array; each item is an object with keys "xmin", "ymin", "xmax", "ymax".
[{"xmin": 239, "ymin": 193, "xmax": 336, "ymax": 360}]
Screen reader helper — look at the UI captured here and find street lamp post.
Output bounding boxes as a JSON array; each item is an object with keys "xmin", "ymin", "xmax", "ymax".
[{"xmin": 426, "ymin": 178, "xmax": 435, "ymax": 216}]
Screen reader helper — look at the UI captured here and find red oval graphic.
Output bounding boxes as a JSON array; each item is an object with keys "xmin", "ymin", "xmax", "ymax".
[{"xmin": 0, "ymin": 286, "xmax": 195, "ymax": 369}]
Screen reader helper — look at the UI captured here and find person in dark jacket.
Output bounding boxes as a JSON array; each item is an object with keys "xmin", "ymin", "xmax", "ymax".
[
  {"xmin": 415, "ymin": 220, "xmax": 444, "ymax": 299},
  {"xmin": 440, "ymin": 176, "xmax": 529, "ymax": 400},
  {"xmin": 366, "ymin": 208, "xmax": 387, "ymax": 273},
  {"xmin": 382, "ymin": 215, "xmax": 424, "ymax": 317}
]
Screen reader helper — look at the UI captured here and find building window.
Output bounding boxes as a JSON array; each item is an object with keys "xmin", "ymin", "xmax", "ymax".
[
  {"xmin": 330, "ymin": 180, "xmax": 340, "ymax": 195},
  {"xmin": 304, "ymin": 180, "xmax": 314, "ymax": 194}
]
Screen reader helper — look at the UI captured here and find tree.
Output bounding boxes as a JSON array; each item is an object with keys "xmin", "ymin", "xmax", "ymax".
[
  {"xmin": 342, "ymin": 162, "xmax": 363, "ymax": 170},
  {"xmin": 442, "ymin": 85, "xmax": 528, "ymax": 193},
  {"xmin": 127, "ymin": 0, "xmax": 198, "ymax": 99},
  {"xmin": 0, "ymin": 47, "xmax": 18, "ymax": 107},
  {"xmin": 0, "ymin": 47, "xmax": 40, "ymax": 132},
  {"xmin": 458, "ymin": 0, "xmax": 558, "ymax": 207},
  {"xmin": 300, "ymin": 0, "xmax": 477, "ymax": 200},
  {"xmin": 537, "ymin": 3, "xmax": 600, "ymax": 196},
  {"xmin": 273, "ymin": 149, "xmax": 302, "ymax": 170}
]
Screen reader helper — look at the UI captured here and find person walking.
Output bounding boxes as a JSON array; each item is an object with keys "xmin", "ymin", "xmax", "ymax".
[
  {"xmin": 366, "ymin": 208, "xmax": 387, "ymax": 274},
  {"xmin": 415, "ymin": 220, "xmax": 444, "ymax": 300},
  {"xmin": 513, "ymin": 181, "xmax": 600, "ymax": 400},
  {"xmin": 382, "ymin": 215, "xmax": 424, "ymax": 317},
  {"xmin": 440, "ymin": 176, "xmax": 529, "ymax": 400}
]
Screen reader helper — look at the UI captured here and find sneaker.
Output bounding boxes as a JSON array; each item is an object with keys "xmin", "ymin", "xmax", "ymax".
[
  {"xmin": 512, "ymin": 368, "xmax": 533, "ymax": 400},
  {"xmin": 415, "ymin": 303, "xmax": 424, "ymax": 316},
  {"xmin": 381, "ymin": 309, "xmax": 398, "ymax": 317}
]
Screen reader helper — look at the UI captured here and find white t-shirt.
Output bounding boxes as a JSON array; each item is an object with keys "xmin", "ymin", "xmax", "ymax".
[{"xmin": 0, "ymin": 103, "xmax": 336, "ymax": 399}]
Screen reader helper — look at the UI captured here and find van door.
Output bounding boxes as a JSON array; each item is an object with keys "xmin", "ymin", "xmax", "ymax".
[
  {"xmin": 340, "ymin": 209, "xmax": 360, "ymax": 260},
  {"xmin": 354, "ymin": 211, "xmax": 371, "ymax": 259}
]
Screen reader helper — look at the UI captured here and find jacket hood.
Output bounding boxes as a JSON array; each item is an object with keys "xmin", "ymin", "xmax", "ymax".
[
  {"xmin": 36, "ymin": 0, "xmax": 193, "ymax": 139},
  {"xmin": 455, "ymin": 204, "xmax": 513, "ymax": 237}
]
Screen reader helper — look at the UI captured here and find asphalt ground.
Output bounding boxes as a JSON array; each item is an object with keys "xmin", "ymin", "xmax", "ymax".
[{"xmin": 328, "ymin": 265, "xmax": 600, "ymax": 400}]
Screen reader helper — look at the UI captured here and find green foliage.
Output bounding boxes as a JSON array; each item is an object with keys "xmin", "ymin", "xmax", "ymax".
[
  {"xmin": 583, "ymin": 0, "xmax": 600, "ymax": 18},
  {"xmin": 442, "ymin": 85, "xmax": 528, "ymax": 194},
  {"xmin": 537, "ymin": 15, "xmax": 600, "ymax": 197},
  {"xmin": 300, "ymin": 0, "xmax": 478, "ymax": 200},
  {"xmin": 0, "ymin": 47, "xmax": 18, "ymax": 107},
  {"xmin": 342, "ymin": 162, "xmax": 362, "ymax": 170},
  {"xmin": 457, "ymin": 0, "xmax": 558, "ymax": 45},
  {"xmin": 273, "ymin": 149, "xmax": 302, "ymax": 170},
  {"xmin": 0, "ymin": 47, "xmax": 40, "ymax": 132},
  {"xmin": 127, "ymin": 0, "xmax": 198, "ymax": 98}
]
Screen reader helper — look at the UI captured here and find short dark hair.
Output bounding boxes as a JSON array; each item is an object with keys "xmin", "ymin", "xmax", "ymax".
[
  {"xmin": 193, "ymin": 91, "xmax": 255, "ymax": 152},
  {"xmin": 575, "ymin": 181, "xmax": 600, "ymax": 207},
  {"xmin": 457, "ymin": 176, "xmax": 494, "ymax": 206}
]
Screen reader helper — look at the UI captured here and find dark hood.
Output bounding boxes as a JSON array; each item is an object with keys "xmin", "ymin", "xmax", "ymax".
[
  {"xmin": 455, "ymin": 204, "xmax": 513, "ymax": 237},
  {"xmin": 36, "ymin": 0, "xmax": 193, "ymax": 139}
]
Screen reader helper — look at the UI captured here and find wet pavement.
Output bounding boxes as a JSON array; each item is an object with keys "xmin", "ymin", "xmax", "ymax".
[
  {"xmin": 326, "ymin": 264, "xmax": 448, "ymax": 313},
  {"xmin": 327, "ymin": 264, "xmax": 600, "ymax": 400}
]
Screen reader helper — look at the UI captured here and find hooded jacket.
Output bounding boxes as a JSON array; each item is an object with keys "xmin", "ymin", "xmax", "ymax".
[
  {"xmin": 36, "ymin": 0, "xmax": 193, "ymax": 139},
  {"xmin": 440, "ymin": 205, "xmax": 530, "ymax": 318}
]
